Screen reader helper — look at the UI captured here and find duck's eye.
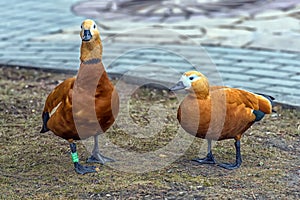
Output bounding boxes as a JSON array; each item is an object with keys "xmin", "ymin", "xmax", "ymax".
[
  {"xmin": 189, "ymin": 76, "xmax": 194, "ymax": 81},
  {"xmin": 93, "ymin": 24, "xmax": 96, "ymax": 29}
]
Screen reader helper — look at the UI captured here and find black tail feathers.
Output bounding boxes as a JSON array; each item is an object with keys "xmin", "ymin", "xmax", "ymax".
[
  {"xmin": 256, "ymin": 93, "xmax": 276, "ymax": 112},
  {"xmin": 40, "ymin": 112, "xmax": 50, "ymax": 133}
]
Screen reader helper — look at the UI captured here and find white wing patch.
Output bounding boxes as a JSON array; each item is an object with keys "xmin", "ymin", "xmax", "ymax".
[{"xmin": 49, "ymin": 102, "xmax": 62, "ymax": 117}]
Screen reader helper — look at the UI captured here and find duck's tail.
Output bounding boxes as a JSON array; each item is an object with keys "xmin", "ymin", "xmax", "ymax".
[
  {"xmin": 40, "ymin": 112, "xmax": 50, "ymax": 133},
  {"xmin": 255, "ymin": 93, "xmax": 275, "ymax": 114}
]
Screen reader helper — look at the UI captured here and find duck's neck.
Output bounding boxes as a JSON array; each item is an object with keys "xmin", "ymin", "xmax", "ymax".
[
  {"xmin": 76, "ymin": 38, "xmax": 112, "ymax": 92},
  {"xmin": 80, "ymin": 38, "xmax": 103, "ymax": 63},
  {"xmin": 190, "ymin": 79, "xmax": 210, "ymax": 100},
  {"xmin": 189, "ymin": 91, "xmax": 209, "ymax": 100}
]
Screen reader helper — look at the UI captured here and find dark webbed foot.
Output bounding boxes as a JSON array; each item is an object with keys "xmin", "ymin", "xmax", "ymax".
[
  {"xmin": 87, "ymin": 135, "xmax": 115, "ymax": 164},
  {"xmin": 193, "ymin": 139, "xmax": 216, "ymax": 165},
  {"xmin": 192, "ymin": 139, "xmax": 243, "ymax": 170},
  {"xmin": 87, "ymin": 154, "xmax": 115, "ymax": 164},
  {"xmin": 69, "ymin": 141, "xmax": 98, "ymax": 174},
  {"xmin": 74, "ymin": 162, "xmax": 97, "ymax": 175},
  {"xmin": 218, "ymin": 140, "xmax": 242, "ymax": 170},
  {"xmin": 192, "ymin": 152, "xmax": 216, "ymax": 165},
  {"xmin": 217, "ymin": 162, "xmax": 240, "ymax": 170},
  {"xmin": 217, "ymin": 162, "xmax": 241, "ymax": 170}
]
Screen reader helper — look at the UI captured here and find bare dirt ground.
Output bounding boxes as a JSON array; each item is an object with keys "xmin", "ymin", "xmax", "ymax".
[{"xmin": 0, "ymin": 66, "xmax": 299, "ymax": 199}]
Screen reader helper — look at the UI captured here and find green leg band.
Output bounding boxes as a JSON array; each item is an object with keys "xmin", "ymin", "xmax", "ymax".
[{"xmin": 71, "ymin": 152, "xmax": 79, "ymax": 163}]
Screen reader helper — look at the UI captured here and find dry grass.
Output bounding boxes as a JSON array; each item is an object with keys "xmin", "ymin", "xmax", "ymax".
[{"xmin": 0, "ymin": 66, "xmax": 299, "ymax": 199}]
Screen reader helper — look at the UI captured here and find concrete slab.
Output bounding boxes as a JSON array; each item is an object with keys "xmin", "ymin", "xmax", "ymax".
[{"xmin": 0, "ymin": 0, "xmax": 299, "ymax": 108}]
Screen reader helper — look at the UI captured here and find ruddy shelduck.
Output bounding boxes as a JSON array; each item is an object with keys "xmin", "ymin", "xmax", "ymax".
[
  {"xmin": 170, "ymin": 71, "xmax": 274, "ymax": 169},
  {"xmin": 40, "ymin": 19, "xmax": 119, "ymax": 174}
]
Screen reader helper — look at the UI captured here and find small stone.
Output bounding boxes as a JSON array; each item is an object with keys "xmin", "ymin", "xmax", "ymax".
[
  {"xmin": 159, "ymin": 154, "xmax": 167, "ymax": 158},
  {"xmin": 197, "ymin": 185, "xmax": 203, "ymax": 189}
]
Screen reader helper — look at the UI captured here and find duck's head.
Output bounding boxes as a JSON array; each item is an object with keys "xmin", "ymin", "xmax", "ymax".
[
  {"xmin": 170, "ymin": 71, "xmax": 210, "ymax": 98},
  {"xmin": 80, "ymin": 19, "xmax": 100, "ymax": 42},
  {"xmin": 79, "ymin": 19, "xmax": 103, "ymax": 62}
]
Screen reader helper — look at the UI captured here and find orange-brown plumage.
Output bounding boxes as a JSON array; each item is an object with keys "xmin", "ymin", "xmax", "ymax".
[
  {"xmin": 43, "ymin": 63, "xmax": 118, "ymax": 140},
  {"xmin": 40, "ymin": 19, "xmax": 119, "ymax": 174},
  {"xmin": 170, "ymin": 71, "xmax": 274, "ymax": 169},
  {"xmin": 42, "ymin": 77, "xmax": 75, "ymax": 139}
]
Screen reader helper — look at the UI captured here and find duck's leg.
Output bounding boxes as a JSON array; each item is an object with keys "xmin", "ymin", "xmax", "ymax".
[
  {"xmin": 69, "ymin": 140, "xmax": 97, "ymax": 174},
  {"xmin": 218, "ymin": 140, "xmax": 242, "ymax": 170},
  {"xmin": 86, "ymin": 135, "xmax": 115, "ymax": 164},
  {"xmin": 192, "ymin": 139, "xmax": 216, "ymax": 164}
]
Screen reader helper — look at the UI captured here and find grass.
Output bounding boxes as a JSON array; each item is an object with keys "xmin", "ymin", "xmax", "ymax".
[{"xmin": 0, "ymin": 66, "xmax": 299, "ymax": 199}]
